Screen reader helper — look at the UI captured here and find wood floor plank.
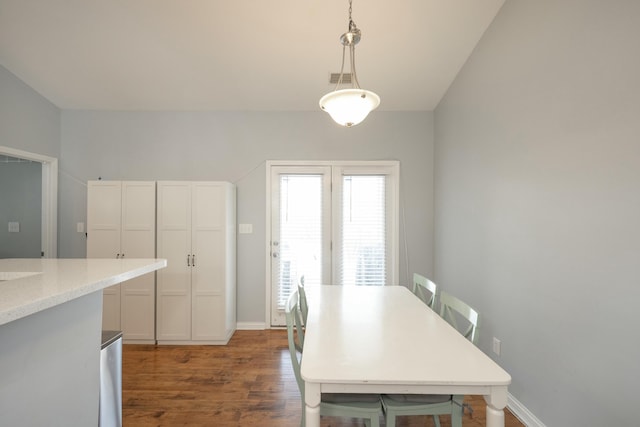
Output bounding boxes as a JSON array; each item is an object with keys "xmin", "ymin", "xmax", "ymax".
[{"xmin": 123, "ymin": 330, "xmax": 524, "ymax": 427}]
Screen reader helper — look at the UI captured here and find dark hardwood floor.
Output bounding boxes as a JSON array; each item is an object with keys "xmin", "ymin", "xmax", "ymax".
[{"xmin": 122, "ymin": 330, "xmax": 524, "ymax": 427}]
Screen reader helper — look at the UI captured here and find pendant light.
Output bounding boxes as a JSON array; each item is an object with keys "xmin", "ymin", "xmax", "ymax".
[{"xmin": 319, "ymin": 0, "xmax": 380, "ymax": 127}]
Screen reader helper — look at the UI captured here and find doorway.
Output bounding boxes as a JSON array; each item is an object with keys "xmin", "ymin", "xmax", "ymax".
[
  {"xmin": 0, "ymin": 155, "xmax": 41, "ymax": 257},
  {"xmin": 0, "ymin": 146, "xmax": 58, "ymax": 258}
]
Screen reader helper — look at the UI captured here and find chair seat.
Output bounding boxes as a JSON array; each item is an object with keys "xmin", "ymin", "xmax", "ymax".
[
  {"xmin": 383, "ymin": 394, "xmax": 452, "ymax": 404},
  {"xmin": 324, "ymin": 393, "xmax": 382, "ymax": 405}
]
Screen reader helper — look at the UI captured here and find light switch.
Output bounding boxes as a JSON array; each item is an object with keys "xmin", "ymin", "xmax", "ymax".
[
  {"xmin": 77, "ymin": 222, "xmax": 85, "ymax": 233},
  {"xmin": 239, "ymin": 224, "xmax": 253, "ymax": 234},
  {"xmin": 8, "ymin": 222, "xmax": 20, "ymax": 233}
]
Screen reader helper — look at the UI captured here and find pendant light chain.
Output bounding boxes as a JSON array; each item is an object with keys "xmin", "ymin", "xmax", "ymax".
[
  {"xmin": 348, "ymin": 0, "xmax": 355, "ymax": 32},
  {"xmin": 343, "ymin": 0, "xmax": 360, "ymax": 89},
  {"xmin": 318, "ymin": 0, "xmax": 380, "ymax": 127},
  {"xmin": 335, "ymin": 0, "xmax": 357, "ymax": 91}
]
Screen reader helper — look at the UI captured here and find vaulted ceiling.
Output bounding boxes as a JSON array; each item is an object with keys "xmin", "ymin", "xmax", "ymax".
[{"xmin": 0, "ymin": 0, "xmax": 504, "ymax": 111}]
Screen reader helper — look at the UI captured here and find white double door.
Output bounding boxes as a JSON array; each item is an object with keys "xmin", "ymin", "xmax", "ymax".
[
  {"xmin": 269, "ymin": 162, "xmax": 399, "ymax": 326},
  {"xmin": 86, "ymin": 180, "xmax": 156, "ymax": 341}
]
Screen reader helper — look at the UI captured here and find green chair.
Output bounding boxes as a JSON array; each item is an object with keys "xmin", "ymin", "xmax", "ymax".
[
  {"xmin": 285, "ymin": 291, "xmax": 382, "ymax": 427},
  {"xmin": 439, "ymin": 291, "xmax": 479, "ymax": 344},
  {"xmin": 412, "ymin": 273, "xmax": 437, "ymax": 308},
  {"xmin": 292, "ymin": 276, "xmax": 309, "ymax": 353},
  {"xmin": 288, "ymin": 289, "xmax": 306, "ymax": 353},
  {"xmin": 380, "ymin": 291, "xmax": 480, "ymax": 427},
  {"xmin": 298, "ymin": 275, "xmax": 309, "ymax": 326}
]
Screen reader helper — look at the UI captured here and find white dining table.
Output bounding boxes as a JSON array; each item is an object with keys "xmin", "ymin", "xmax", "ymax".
[{"xmin": 300, "ymin": 285, "xmax": 511, "ymax": 427}]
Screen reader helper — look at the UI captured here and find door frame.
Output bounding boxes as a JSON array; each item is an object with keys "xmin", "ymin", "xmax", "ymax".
[
  {"xmin": 265, "ymin": 160, "xmax": 400, "ymax": 327},
  {"xmin": 0, "ymin": 145, "xmax": 58, "ymax": 258}
]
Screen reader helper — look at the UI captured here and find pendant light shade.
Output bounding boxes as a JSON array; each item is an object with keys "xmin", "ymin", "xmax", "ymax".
[
  {"xmin": 319, "ymin": 89, "xmax": 380, "ymax": 127},
  {"xmin": 320, "ymin": 0, "xmax": 379, "ymax": 127}
]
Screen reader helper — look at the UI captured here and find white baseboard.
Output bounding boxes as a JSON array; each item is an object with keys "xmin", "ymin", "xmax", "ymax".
[
  {"xmin": 236, "ymin": 321, "xmax": 267, "ymax": 330},
  {"xmin": 508, "ymin": 393, "xmax": 546, "ymax": 427}
]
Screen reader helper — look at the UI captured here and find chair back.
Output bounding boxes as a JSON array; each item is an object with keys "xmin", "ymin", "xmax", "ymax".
[
  {"xmin": 285, "ymin": 290, "xmax": 306, "ymax": 395},
  {"xmin": 298, "ymin": 275, "xmax": 309, "ymax": 325},
  {"xmin": 439, "ymin": 291, "xmax": 479, "ymax": 344},
  {"xmin": 412, "ymin": 273, "xmax": 437, "ymax": 308}
]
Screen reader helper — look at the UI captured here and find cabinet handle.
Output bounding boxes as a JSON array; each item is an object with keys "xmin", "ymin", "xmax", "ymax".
[
  {"xmin": 121, "ymin": 253, "xmax": 125, "ymax": 258},
  {"xmin": 187, "ymin": 254, "xmax": 191, "ymax": 267},
  {"xmin": 116, "ymin": 253, "xmax": 120, "ymax": 259},
  {"xmin": 192, "ymin": 254, "xmax": 196, "ymax": 267}
]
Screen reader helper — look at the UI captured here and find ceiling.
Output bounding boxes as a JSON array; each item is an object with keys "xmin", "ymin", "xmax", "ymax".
[{"xmin": 0, "ymin": 0, "xmax": 504, "ymax": 112}]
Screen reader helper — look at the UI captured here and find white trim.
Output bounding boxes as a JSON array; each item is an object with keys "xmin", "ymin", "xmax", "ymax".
[
  {"xmin": 265, "ymin": 164, "xmax": 273, "ymax": 328},
  {"xmin": 267, "ymin": 160, "xmax": 400, "ymax": 168},
  {"xmin": 236, "ymin": 322, "xmax": 267, "ymax": 330},
  {"xmin": 0, "ymin": 146, "xmax": 57, "ymax": 258},
  {"xmin": 41, "ymin": 160, "xmax": 58, "ymax": 258},
  {"xmin": 507, "ymin": 392, "xmax": 546, "ymax": 427}
]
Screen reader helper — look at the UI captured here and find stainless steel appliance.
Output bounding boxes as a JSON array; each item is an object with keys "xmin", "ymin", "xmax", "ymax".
[{"xmin": 100, "ymin": 330, "xmax": 122, "ymax": 427}]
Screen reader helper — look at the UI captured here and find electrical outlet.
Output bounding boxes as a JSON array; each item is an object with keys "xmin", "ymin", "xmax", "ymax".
[
  {"xmin": 8, "ymin": 222, "xmax": 19, "ymax": 233},
  {"xmin": 492, "ymin": 337, "xmax": 501, "ymax": 356}
]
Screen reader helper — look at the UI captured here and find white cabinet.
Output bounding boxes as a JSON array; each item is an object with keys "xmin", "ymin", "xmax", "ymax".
[
  {"xmin": 87, "ymin": 181, "xmax": 156, "ymax": 342},
  {"xmin": 156, "ymin": 181, "xmax": 236, "ymax": 344}
]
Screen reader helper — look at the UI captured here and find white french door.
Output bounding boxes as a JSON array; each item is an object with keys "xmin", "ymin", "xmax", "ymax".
[{"xmin": 268, "ymin": 161, "xmax": 399, "ymax": 326}]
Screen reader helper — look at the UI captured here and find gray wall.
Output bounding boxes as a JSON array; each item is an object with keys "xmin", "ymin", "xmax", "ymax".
[
  {"xmin": 0, "ymin": 160, "xmax": 42, "ymax": 257},
  {"xmin": 0, "ymin": 62, "xmax": 435, "ymax": 326},
  {"xmin": 0, "ymin": 65, "xmax": 60, "ymax": 159},
  {"xmin": 0, "ymin": 65, "xmax": 58, "ymax": 257},
  {"xmin": 59, "ymin": 110, "xmax": 435, "ymax": 324},
  {"xmin": 434, "ymin": 1, "xmax": 640, "ymax": 425}
]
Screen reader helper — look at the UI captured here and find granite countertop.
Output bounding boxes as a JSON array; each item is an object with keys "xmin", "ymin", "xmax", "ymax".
[{"xmin": 0, "ymin": 258, "xmax": 166, "ymax": 326}]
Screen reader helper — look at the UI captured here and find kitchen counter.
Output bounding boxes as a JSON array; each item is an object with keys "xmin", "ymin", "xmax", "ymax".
[
  {"xmin": 0, "ymin": 258, "xmax": 166, "ymax": 326},
  {"xmin": 0, "ymin": 258, "xmax": 166, "ymax": 427}
]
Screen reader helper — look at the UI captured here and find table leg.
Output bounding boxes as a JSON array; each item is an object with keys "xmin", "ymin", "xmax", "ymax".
[
  {"xmin": 305, "ymin": 382, "xmax": 321, "ymax": 427},
  {"xmin": 485, "ymin": 404, "xmax": 505, "ymax": 427},
  {"xmin": 484, "ymin": 388, "xmax": 508, "ymax": 427}
]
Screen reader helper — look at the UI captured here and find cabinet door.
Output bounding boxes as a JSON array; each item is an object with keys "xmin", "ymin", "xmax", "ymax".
[
  {"xmin": 87, "ymin": 181, "xmax": 122, "ymax": 330},
  {"xmin": 120, "ymin": 182, "xmax": 156, "ymax": 340},
  {"xmin": 156, "ymin": 182, "xmax": 192, "ymax": 341},
  {"xmin": 120, "ymin": 181, "xmax": 156, "ymax": 258},
  {"xmin": 87, "ymin": 181, "xmax": 122, "ymax": 258},
  {"xmin": 191, "ymin": 183, "xmax": 226, "ymax": 340}
]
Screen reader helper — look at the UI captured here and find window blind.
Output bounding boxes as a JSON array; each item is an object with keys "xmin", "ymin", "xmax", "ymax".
[
  {"xmin": 276, "ymin": 174, "xmax": 324, "ymax": 309},
  {"xmin": 340, "ymin": 175, "xmax": 386, "ymax": 286}
]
